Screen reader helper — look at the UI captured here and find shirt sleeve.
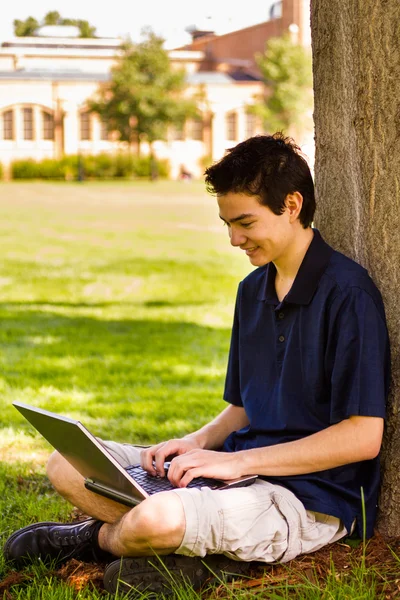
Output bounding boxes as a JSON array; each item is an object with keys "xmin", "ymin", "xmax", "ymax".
[
  {"xmin": 223, "ymin": 282, "xmax": 243, "ymax": 406},
  {"xmin": 326, "ymin": 286, "xmax": 390, "ymax": 423}
]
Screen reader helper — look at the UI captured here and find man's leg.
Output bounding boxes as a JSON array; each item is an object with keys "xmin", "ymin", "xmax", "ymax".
[
  {"xmin": 98, "ymin": 491, "xmax": 186, "ymax": 556},
  {"xmin": 5, "ymin": 448, "xmax": 186, "ymax": 567},
  {"xmin": 46, "ymin": 451, "xmax": 129, "ymax": 523},
  {"xmin": 48, "ymin": 449, "xmax": 188, "ymax": 554},
  {"xmin": 48, "ymin": 450, "xmax": 187, "ymax": 555}
]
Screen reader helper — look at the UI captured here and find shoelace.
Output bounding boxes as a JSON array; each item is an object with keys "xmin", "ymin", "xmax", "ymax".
[{"xmin": 55, "ymin": 528, "xmax": 91, "ymax": 547}]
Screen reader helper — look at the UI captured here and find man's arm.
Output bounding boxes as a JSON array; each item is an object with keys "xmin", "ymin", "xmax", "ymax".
[
  {"xmin": 166, "ymin": 415, "xmax": 383, "ymax": 486},
  {"xmin": 238, "ymin": 414, "xmax": 383, "ymax": 476},
  {"xmin": 185, "ymin": 404, "xmax": 249, "ymax": 449},
  {"xmin": 140, "ymin": 404, "xmax": 249, "ymax": 476}
]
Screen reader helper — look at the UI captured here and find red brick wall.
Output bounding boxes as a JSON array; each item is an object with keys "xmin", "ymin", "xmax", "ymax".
[
  {"xmin": 183, "ymin": 0, "xmax": 310, "ymax": 70},
  {"xmin": 189, "ymin": 20, "xmax": 284, "ymax": 65}
]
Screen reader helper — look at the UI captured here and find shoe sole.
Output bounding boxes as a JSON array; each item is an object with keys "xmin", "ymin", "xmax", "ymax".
[{"xmin": 103, "ymin": 554, "xmax": 253, "ymax": 597}]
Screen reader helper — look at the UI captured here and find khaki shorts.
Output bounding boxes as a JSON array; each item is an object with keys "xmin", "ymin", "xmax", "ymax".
[{"xmin": 103, "ymin": 440, "xmax": 347, "ymax": 564}]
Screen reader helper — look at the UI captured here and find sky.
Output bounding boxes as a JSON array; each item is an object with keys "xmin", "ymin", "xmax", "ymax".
[{"xmin": 0, "ymin": 0, "xmax": 276, "ymax": 48}]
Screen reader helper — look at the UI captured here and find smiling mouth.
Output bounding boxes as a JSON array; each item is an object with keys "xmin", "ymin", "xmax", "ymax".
[{"xmin": 243, "ymin": 246, "xmax": 258, "ymax": 254}]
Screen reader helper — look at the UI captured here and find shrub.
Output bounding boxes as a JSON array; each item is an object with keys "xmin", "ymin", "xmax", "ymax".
[
  {"xmin": 11, "ymin": 159, "xmax": 41, "ymax": 179},
  {"xmin": 199, "ymin": 154, "xmax": 213, "ymax": 171},
  {"xmin": 131, "ymin": 156, "xmax": 169, "ymax": 179},
  {"xmin": 82, "ymin": 154, "xmax": 115, "ymax": 179},
  {"xmin": 37, "ymin": 159, "xmax": 65, "ymax": 180},
  {"xmin": 60, "ymin": 156, "xmax": 79, "ymax": 181},
  {"xmin": 10, "ymin": 154, "xmax": 170, "ymax": 180},
  {"xmin": 154, "ymin": 158, "xmax": 170, "ymax": 179},
  {"xmin": 114, "ymin": 153, "xmax": 135, "ymax": 178}
]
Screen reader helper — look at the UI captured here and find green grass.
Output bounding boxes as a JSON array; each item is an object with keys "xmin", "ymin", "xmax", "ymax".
[
  {"xmin": 0, "ymin": 181, "xmax": 397, "ymax": 599},
  {"xmin": 0, "ymin": 180, "xmax": 251, "ymax": 597}
]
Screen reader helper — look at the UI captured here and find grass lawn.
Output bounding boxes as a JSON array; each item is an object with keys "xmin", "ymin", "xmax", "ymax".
[{"xmin": 0, "ymin": 181, "xmax": 399, "ymax": 599}]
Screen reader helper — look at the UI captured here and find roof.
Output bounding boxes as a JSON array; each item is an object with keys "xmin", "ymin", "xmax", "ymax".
[
  {"xmin": 229, "ymin": 70, "xmax": 261, "ymax": 82},
  {"xmin": 0, "ymin": 69, "xmax": 260, "ymax": 84},
  {"xmin": 0, "ymin": 69, "xmax": 110, "ymax": 81},
  {"xmin": 187, "ymin": 72, "xmax": 235, "ymax": 85}
]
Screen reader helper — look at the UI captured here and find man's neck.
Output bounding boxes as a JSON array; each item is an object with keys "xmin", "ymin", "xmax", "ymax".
[{"xmin": 274, "ymin": 227, "xmax": 314, "ymax": 300}]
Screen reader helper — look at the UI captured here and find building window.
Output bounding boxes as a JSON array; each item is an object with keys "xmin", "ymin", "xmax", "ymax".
[
  {"xmin": 245, "ymin": 113, "xmax": 256, "ymax": 139},
  {"xmin": 226, "ymin": 112, "xmax": 237, "ymax": 141},
  {"xmin": 188, "ymin": 118, "xmax": 204, "ymax": 141},
  {"xmin": 170, "ymin": 124, "xmax": 185, "ymax": 141},
  {"xmin": 3, "ymin": 110, "xmax": 14, "ymax": 140},
  {"xmin": 23, "ymin": 107, "xmax": 34, "ymax": 140},
  {"xmin": 269, "ymin": 1, "xmax": 282, "ymax": 19},
  {"xmin": 43, "ymin": 111, "xmax": 54, "ymax": 140},
  {"xmin": 100, "ymin": 118, "xmax": 109, "ymax": 141},
  {"xmin": 80, "ymin": 111, "xmax": 91, "ymax": 140}
]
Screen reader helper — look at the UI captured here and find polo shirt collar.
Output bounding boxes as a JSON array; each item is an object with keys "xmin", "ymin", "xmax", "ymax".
[{"xmin": 257, "ymin": 228, "xmax": 334, "ymax": 306}]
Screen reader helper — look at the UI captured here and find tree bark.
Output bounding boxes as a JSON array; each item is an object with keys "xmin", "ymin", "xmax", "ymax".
[{"xmin": 311, "ymin": 0, "xmax": 400, "ymax": 536}]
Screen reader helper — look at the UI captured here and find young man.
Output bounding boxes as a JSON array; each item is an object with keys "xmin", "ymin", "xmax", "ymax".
[{"xmin": 5, "ymin": 134, "xmax": 390, "ymax": 596}]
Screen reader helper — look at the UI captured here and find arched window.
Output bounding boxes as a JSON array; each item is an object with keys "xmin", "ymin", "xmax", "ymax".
[
  {"xmin": 245, "ymin": 113, "xmax": 256, "ymax": 139},
  {"xmin": 2, "ymin": 109, "xmax": 14, "ymax": 140},
  {"xmin": 100, "ymin": 118, "xmax": 109, "ymax": 141},
  {"xmin": 189, "ymin": 117, "xmax": 204, "ymax": 141},
  {"xmin": 80, "ymin": 111, "xmax": 91, "ymax": 141},
  {"xmin": 170, "ymin": 124, "xmax": 185, "ymax": 141},
  {"xmin": 226, "ymin": 112, "xmax": 237, "ymax": 141},
  {"xmin": 43, "ymin": 111, "xmax": 54, "ymax": 140},
  {"xmin": 23, "ymin": 107, "xmax": 34, "ymax": 140}
]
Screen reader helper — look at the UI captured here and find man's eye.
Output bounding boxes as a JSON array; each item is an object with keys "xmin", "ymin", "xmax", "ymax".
[{"xmin": 241, "ymin": 222, "xmax": 253, "ymax": 228}]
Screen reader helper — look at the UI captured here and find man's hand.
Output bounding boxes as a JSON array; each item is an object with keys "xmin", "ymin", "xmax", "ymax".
[
  {"xmin": 140, "ymin": 437, "xmax": 201, "ymax": 477},
  {"xmin": 167, "ymin": 449, "xmax": 243, "ymax": 487}
]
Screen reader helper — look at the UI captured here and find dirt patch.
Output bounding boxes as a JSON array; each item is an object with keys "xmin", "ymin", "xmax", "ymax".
[{"xmin": 56, "ymin": 559, "xmax": 105, "ymax": 592}]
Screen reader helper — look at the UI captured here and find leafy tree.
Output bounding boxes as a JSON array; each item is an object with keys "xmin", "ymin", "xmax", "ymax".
[
  {"xmin": 89, "ymin": 30, "xmax": 199, "ymax": 156},
  {"xmin": 14, "ymin": 16, "xmax": 39, "ymax": 37},
  {"xmin": 43, "ymin": 11, "xmax": 61, "ymax": 25},
  {"xmin": 250, "ymin": 34, "xmax": 313, "ymax": 135},
  {"xmin": 13, "ymin": 11, "xmax": 96, "ymax": 38},
  {"xmin": 61, "ymin": 18, "xmax": 96, "ymax": 38}
]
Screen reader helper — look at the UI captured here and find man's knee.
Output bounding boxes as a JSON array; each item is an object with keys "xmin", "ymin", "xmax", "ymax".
[{"xmin": 120, "ymin": 492, "xmax": 185, "ymax": 551}]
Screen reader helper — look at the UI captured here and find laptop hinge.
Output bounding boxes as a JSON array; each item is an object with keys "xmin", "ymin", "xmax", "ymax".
[{"xmin": 84, "ymin": 478, "xmax": 141, "ymax": 507}]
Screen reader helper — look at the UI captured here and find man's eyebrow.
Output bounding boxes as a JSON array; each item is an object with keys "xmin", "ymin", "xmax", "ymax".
[{"xmin": 219, "ymin": 213, "xmax": 256, "ymax": 224}]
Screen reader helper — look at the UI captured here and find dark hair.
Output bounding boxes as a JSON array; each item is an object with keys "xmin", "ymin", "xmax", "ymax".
[{"xmin": 204, "ymin": 133, "xmax": 315, "ymax": 228}]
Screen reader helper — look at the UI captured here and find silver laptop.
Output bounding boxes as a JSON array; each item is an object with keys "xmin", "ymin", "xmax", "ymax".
[{"xmin": 13, "ymin": 402, "xmax": 257, "ymax": 506}]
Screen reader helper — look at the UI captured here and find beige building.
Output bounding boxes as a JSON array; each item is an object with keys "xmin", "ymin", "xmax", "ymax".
[{"xmin": 0, "ymin": 0, "xmax": 310, "ymax": 179}]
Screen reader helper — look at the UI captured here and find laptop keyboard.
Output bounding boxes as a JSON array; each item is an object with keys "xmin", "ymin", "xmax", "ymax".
[{"xmin": 126, "ymin": 464, "xmax": 220, "ymax": 494}]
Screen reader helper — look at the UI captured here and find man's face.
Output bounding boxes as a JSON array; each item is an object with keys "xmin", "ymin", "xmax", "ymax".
[{"xmin": 217, "ymin": 192, "xmax": 295, "ymax": 267}]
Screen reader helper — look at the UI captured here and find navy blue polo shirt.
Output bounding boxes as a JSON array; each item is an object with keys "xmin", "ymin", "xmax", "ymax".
[{"xmin": 222, "ymin": 229, "xmax": 390, "ymax": 538}]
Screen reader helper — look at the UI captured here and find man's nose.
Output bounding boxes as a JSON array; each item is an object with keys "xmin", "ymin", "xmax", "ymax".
[{"xmin": 229, "ymin": 227, "xmax": 246, "ymax": 247}]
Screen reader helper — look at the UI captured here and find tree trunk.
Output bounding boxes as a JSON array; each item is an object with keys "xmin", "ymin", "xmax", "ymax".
[{"xmin": 311, "ymin": 0, "xmax": 400, "ymax": 536}]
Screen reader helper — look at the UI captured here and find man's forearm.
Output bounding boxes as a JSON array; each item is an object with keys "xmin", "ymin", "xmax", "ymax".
[
  {"xmin": 237, "ymin": 416, "xmax": 384, "ymax": 477},
  {"xmin": 185, "ymin": 404, "xmax": 249, "ymax": 450}
]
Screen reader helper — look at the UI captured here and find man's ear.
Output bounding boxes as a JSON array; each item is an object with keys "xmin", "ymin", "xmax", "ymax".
[{"xmin": 285, "ymin": 192, "xmax": 303, "ymax": 222}]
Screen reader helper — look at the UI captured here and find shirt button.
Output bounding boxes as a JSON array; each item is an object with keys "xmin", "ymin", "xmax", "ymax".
[
  {"xmin": 278, "ymin": 335, "xmax": 285, "ymax": 342},
  {"xmin": 278, "ymin": 312, "xmax": 285, "ymax": 319}
]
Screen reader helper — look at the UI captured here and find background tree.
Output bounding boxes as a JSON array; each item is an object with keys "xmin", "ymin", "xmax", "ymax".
[
  {"xmin": 13, "ymin": 16, "xmax": 39, "ymax": 37},
  {"xmin": 311, "ymin": 0, "xmax": 400, "ymax": 536},
  {"xmin": 250, "ymin": 34, "xmax": 313, "ymax": 137},
  {"xmin": 13, "ymin": 11, "xmax": 96, "ymax": 38},
  {"xmin": 89, "ymin": 30, "xmax": 199, "ymax": 156},
  {"xmin": 43, "ymin": 11, "xmax": 61, "ymax": 25},
  {"xmin": 61, "ymin": 18, "xmax": 96, "ymax": 38}
]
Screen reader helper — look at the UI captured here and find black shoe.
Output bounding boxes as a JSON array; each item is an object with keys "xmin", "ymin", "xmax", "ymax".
[
  {"xmin": 4, "ymin": 518, "xmax": 111, "ymax": 567},
  {"xmin": 103, "ymin": 554, "xmax": 254, "ymax": 597}
]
